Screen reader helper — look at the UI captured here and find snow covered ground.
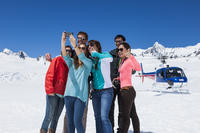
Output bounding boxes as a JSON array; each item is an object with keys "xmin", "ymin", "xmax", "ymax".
[{"xmin": 0, "ymin": 52, "xmax": 200, "ymax": 133}]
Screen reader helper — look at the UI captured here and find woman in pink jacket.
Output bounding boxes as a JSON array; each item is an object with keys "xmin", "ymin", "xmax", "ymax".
[{"xmin": 113, "ymin": 42, "xmax": 141, "ymax": 133}]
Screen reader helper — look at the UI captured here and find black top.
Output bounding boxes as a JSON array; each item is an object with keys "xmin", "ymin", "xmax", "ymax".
[{"xmin": 109, "ymin": 48, "xmax": 120, "ymax": 81}]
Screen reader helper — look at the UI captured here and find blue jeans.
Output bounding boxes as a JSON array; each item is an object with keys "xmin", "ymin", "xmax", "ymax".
[
  {"xmin": 64, "ymin": 96, "xmax": 86, "ymax": 133},
  {"xmin": 41, "ymin": 95, "xmax": 64, "ymax": 132},
  {"xmin": 92, "ymin": 87, "xmax": 113, "ymax": 133}
]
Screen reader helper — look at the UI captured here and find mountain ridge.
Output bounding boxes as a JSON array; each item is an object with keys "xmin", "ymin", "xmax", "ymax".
[
  {"xmin": 131, "ymin": 42, "xmax": 200, "ymax": 58},
  {"xmin": 1, "ymin": 42, "xmax": 200, "ymax": 59}
]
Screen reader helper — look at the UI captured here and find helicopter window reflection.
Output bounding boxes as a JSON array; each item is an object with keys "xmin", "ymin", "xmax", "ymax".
[
  {"xmin": 166, "ymin": 68, "xmax": 185, "ymax": 78},
  {"xmin": 157, "ymin": 70, "xmax": 164, "ymax": 78}
]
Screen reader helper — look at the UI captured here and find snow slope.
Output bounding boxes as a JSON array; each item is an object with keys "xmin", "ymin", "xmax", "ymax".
[{"xmin": 0, "ymin": 49, "xmax": 200, "ymax": 133}]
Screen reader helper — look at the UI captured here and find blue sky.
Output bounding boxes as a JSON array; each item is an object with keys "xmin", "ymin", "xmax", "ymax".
[{"xmin": 0, "ymin": 0, "xmax": 200, "ymax": 57}]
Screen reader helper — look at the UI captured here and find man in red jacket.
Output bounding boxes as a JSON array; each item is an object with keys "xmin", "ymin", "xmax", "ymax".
[{"xmin": 40, "ymin": 46, "xmax": 72, "ymax": 133}]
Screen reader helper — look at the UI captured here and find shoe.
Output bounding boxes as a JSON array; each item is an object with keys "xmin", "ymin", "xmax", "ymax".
[
  {"xmin": 40, "ymin": 129, "xmax": 47, "ymax": 133},
  {"xmin": 48, "ymin": 128, "xmax": 55, "ymax": 133}
]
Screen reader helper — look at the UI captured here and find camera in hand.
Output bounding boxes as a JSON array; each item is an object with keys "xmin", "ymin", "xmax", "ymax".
[
  {"xmin": 113, "ymin": 80, "xmax": 120, "ymax": 89},
  {"xmin": 64, "ymin": 32, "xmax": 73, "ymax": 37}
]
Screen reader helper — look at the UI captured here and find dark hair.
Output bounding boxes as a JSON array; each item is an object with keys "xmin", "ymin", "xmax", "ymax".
[
  {"xmin": 73, "ymin": 55, "xmax": 83, "ymax": 69},
  {"xmin": 66, "ymin": 45, "xmax": 73, "ymax": 57},
  {"xmin": 80, "ymin": 43, "xmax": 90, "ymax": 58},
  {"xmin": 73, "ymin": 43, "xmax": 89, "ymax": 69},
  {"xmin": 114, "ymin": 34, "xmax": 126, "ymax": 41},
  {"xmin": 66, "ymin": 45, "xmax": 72, "ymax": 51},
  {"xmin": 88, "ymin": 40, "xmax": 102, "ymax": 53},
  {"xmin": 88, "ymin": 40, "xmax": 102, "ymax": 70},
  {"xmin": 61, "ymin": 45, "xmax": 72, "ymax": 57},
  {"xmin": 119, "ymin": 42, "xmax": 131, "ymax": 50},
  {"xmin": 78, "ymin": 31, "xmax": 88, "ymax": 40}
]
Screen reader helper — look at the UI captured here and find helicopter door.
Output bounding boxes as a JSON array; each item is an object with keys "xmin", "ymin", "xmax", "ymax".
[{"xmin": 156, "ymin": 69, "xmax": 165, "ymax": 82}]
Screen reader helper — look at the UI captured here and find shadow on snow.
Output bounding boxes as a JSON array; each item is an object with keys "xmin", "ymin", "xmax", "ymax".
[{"xmin": 128, "ymin": 130, "xmax": 154, "ymax": 133}]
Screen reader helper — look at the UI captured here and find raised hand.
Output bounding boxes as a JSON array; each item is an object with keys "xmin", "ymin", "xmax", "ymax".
[
  {"xmin": 62, "ymin": 32, "xmax": 67, "ymax": 44},
  {"xmin": 69, "ymin": 34, "xmax": 77, "ymax": 48},
  {"xmin": 45, "ymin": 53, "xmax": 52, "ymax": 62},
  {"xmin": 61, "ymin": 32, "xmax": 67, "ymax": 56}
]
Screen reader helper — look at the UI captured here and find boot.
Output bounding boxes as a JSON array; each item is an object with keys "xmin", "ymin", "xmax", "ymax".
[
  {"xmin": 40, "ymin": 129, "xmax": 47, "ymax": 133},
  {"xmin": 117, "ymin": 128, "xmax": 122, "ymax": 133},
  {"xmin": 48, "ymin": 128, "xmax": 55, "ymax": 133}
]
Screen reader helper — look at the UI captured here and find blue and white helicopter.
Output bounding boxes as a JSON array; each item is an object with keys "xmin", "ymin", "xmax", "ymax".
[{"xmin": 138, "ymin": 56, "xmax": 188, "ymax": 89}]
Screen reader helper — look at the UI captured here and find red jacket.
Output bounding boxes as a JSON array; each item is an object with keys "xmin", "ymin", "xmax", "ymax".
[{"xmin": 45, "ymin": 56, "xmax": 69, "ymax": 95}]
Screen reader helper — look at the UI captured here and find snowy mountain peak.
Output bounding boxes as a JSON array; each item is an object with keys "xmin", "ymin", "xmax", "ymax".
[
  {"xmin": 143, "ymin": 42, "xmax": 166, "ymax": 56},
  {"xmin": 2, "ymin": 48, "xmax": 14, "ymax": 55},
  {"xmin": 1, "ymin": 48, "xmax": 29, "ymax": 59},
  {"xmin": 153, "ymin": 42, "xmax": 165, "ymax": 49},
  {"xmin": 134, "ymin": 42, "xmax": 200, "ymax": 58}
]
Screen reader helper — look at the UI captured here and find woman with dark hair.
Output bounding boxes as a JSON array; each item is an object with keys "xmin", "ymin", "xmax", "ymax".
[
  {"xmin": 88, "ymin": 40, "xmax": 113, "ymax": 133},
  {"xmin": 61, "ymin": 32, "xmax": 92, "ymax": 133},
  {"xmin": 113, "ymin": 42, "xmax": 141, "ymax": 133}
]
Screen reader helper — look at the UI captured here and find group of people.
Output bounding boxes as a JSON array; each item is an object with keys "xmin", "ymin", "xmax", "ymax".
[{"xmin": 40, "ymin": 31, "xmax": 141, "ymax": 133}]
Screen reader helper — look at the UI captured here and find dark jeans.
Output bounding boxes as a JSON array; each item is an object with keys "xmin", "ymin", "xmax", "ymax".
[
  {"xmin": 118, "ymin": 87, "xmax": 140, "ymax": 133},
  {"xmin": 64, "ymin": 96, "xmax": 86, "ymax": 133},
  {"xmin": 41, "ymin": 95, "xmax": 64, "ymax": 132},
  {"xmin": 92, "ymin": 87, "xmax": 113, "ymax": 133}
]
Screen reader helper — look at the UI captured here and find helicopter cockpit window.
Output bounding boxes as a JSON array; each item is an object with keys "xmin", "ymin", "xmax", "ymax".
[{"xmin": 166, "ymin": 68, "xmax": 185, "ymax": 78}]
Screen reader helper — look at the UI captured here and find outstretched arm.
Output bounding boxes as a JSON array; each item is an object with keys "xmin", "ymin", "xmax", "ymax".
[
  {"xmin": 61, "ymin": 32, "xmax": 67, "ymax": 56},
  {"xmin": 69, "ymin": 34, "xmax": 81, "ymax": 56},
  {"xmin": 91, "ymin": 51, "xmax": 112, "ymax": 59},
  {"xmin": 61, "ymin": 32, "xmax": 73, "ymax": 67}
]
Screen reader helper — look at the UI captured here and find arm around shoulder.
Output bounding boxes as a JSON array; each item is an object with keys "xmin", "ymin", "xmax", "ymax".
[{"xmin": 91, "ymin": 51, "xmax": 113, "ymax": 59}]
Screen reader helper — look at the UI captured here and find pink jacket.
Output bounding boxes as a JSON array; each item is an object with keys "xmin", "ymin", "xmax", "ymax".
[{"xmin": 118, "ymin": 55, "xmax": 141, "ymax": 88}]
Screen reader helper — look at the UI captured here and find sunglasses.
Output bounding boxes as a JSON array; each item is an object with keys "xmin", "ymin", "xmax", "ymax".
[
  {"xmin": 66, "ymin": 49, "xmax": 72, "ymax": 53},
  {"xmin": 117, "ymin": 48, "xmax": 124, "ymax": 52},
  {"xmin": 88, "ymin": 43, "xmax": 95, "ymax": 47},
  {"xmin": 115, "ymin": 40, "xmax": 123, "ymax": 44},
  {"xmin": 77, "ymin": 37, "xmax": 86, "ymax": 41},
  {"xmin": 79, "ymin": 47, "xmax": 86, "ymax": 50}
]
